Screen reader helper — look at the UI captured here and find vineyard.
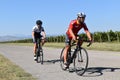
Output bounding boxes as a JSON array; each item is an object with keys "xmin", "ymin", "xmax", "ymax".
[
  {"xmin": 2, "ymin": 30, "xmax": 120, "ymax": 43},
  {"xmin": 47, "ymin": 30, "xmax": 120, "ymax": 43}
]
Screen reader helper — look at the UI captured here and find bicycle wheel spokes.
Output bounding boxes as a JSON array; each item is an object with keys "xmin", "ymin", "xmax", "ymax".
[{"xmin": 74, "ymin": 48, "xmax": 88, "ymax": 76}]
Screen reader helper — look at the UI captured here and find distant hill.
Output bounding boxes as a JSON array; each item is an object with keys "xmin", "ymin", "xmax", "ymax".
[
  {"xmin": 0, "ymin": 34, "xmax": 64, "ymax": 42},
  {"xmin": 0, "ymin": 35, "xmax": 31, "ymax": 42}
]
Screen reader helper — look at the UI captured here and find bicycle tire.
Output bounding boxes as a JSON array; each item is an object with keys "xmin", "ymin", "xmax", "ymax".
[
  {"xmin": 73, "ymin": 47, "xmax": 88, "ymax": 76},
  {"xmin": 36, "ymin": 48, "xmax": 40, "ymax": 63},
  {"xmin": 40, "ymin": 47, "xmax": 43, "ymax": 64},
  {"xmin": 36, "ymin": 39, "xmax": 44, "ymax": 64},
  {"xmin": 36, "ymin": 47, "xmax": 43, "ymax": 64},
  {"xmin": 60, "ymin": 47, "xmax": 66, "ymax": 70}
]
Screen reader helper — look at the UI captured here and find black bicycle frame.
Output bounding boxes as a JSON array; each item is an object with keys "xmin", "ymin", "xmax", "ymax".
[
  {"xmin": 37, "ymin": 38, "xmax": 41, "ymax": 52},
  {"xmin": 67, "ymin": 37, "xmax": 83, "ymax": 64}
]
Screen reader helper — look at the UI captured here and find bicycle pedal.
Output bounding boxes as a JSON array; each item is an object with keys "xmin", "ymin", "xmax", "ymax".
[
  {"xmin": 63, "ymin": 66, "xmax": 69, "ymax": 70},
  {"xmin": 37, "ymin": 54, "xmax": 40, "ymax": 56},
  {"xmin": 40, "ymin": 51, "xmax": 42, "ymax": 52},
  {"xmin": 34, "ymin": 59, "xmax": 37, "ymax": 61},
  {"xmin": 69, "ymin": 68, "xmax": 75, "ymax": 72},
  {"xmin": 70, "ymin": 60, "xmax": 73, "ymax": 63}
]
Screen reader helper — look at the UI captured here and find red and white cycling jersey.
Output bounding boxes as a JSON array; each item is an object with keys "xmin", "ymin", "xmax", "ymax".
[{"xmin": 66, "ymin": 19, "xmax": 88, "ymax": 40}]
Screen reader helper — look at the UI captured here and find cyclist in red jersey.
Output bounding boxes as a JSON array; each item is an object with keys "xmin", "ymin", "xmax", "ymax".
[{"xmin": 63, "ymin": 12, "xmax": 92, "ymax": 69}]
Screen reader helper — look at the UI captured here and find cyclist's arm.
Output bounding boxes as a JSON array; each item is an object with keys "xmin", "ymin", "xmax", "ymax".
[
  {"xmin": 32, "ymin": 26, "xmax": 36, "ymax": 39},
  {"xmin": 85, "ymin": 30, "xmax": 92, "ymax": 41},
  {"xmin": 32, "ymin": 31, "xmax": 35, "ymax": 39},
  {"xmin": 68, "ymin": 21, "xmax": 76, "ymax": 40},
  {"xmin": 83, "ymin": 23, "xmax": 92, "ymax": 41},
  {"xmin": 69, "ymin": 29, "xmax": 76, "ymax": 40},
  {"xmin": 41, "ymin": 31, "xmax": 46, "ymax": 39},
  {"xmin": 41, "ymin": 27, "xmax": 46, "ymax": 39}
]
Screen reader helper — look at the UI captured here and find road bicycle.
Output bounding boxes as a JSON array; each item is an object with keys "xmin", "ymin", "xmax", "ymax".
[
  {"xmin": 36, "ymin": 38, "xmax": 44, "ymax": 64},
  {"xmin": 60, "ymin": 36, "xmax": 92, "ymax": 76}
]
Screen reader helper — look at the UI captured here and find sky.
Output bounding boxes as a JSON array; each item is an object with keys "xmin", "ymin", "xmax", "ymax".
[{"xmin": 0, "ymin": 0, "xmax": 120, "ymax": 36}]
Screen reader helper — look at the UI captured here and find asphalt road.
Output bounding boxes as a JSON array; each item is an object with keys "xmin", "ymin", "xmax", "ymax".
[{"xmin": 0, "ymin": 44, "xmax": 120, "ymax": 80}]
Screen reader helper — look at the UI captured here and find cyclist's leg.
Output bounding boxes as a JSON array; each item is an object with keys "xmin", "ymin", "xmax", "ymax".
[
  {"xmin": 78, "ymin": 36, "xmax": 83, "ymax": 46},
  {"xmin": 63, "ymin": 46, "xmax": 69, "ymax": 63},
  {"xmin": 63, "ymin": 35, "xmax": 71, "ymax": 67},
  {"xmin": 33, "ymin": 43, "xmax": 37, "ymax": 55},
  {"xmin": 40, "ymin": 35, "xmax": 46, "ymax": 46},
  {"xmin": 41, "ymin": 39, "xmax": 45, "ymax": 46},
  {"xmin": 33, "ymin": 38, "xmax": 37, "ymax": 60}
]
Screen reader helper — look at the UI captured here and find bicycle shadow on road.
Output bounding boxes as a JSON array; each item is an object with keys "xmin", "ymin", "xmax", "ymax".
[
  {"xmin": 83, "ymin": 67, "xmax": 120, "ymax": 77},
  {"xmin": 42, "ymin": 59, "xmax": 61, "ymax": 64}
]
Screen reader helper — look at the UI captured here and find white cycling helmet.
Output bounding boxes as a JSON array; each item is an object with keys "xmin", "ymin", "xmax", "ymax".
[{"xmin": 77, "ymin": 12, "xmax": 86, "ymax": 18}]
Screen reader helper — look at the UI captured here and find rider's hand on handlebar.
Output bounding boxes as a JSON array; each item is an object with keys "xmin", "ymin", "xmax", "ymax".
[
  {"xmin": 72, "ymin": 37, "xmax": 77, "ymax": 42},
  {"xmin": 87, "ymin": 39, "xmax": 93, "ymax": 47},
  {"xmin": 32, "ymin": 37, "xmax": 35, "ymax": 43},
  {"xmin": 72, "ymin": 36, "xmax": 76, "ymax": 41}
]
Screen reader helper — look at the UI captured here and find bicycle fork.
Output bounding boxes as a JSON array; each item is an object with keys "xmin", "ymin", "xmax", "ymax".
[
  {"xmin": 71, "ymin": 48, "xmax": 83, "ymax": 63},
  {"xmin": 67, "ymin": 48, "xmax": 77, "ymax": 64},
  {"xmin": 77, "ymin": 48, "xmax": 83, "ymax": 62}
]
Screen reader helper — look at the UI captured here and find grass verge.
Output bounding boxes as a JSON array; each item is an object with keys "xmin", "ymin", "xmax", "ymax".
[
  {"xmin": 1, "ymin": 42, "xmax": 120, "ymax": 51},
  {"xmin": 45, "ymin": 42, "xmax": 120, "ymax": 52},
  {"xmin": 83, "ymin": 42, "xmax": 120, "ymax": 51},
  {"xmin": 0, "ymin": 54, "xmax": 36, "ymax": 80}
]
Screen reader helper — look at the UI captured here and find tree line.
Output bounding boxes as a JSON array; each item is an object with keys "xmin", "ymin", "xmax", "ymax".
[
  {"xmin": 2, "ymin": 30, "xmax": 120, "ymax": 43},
  {"xmin": 47, "ymin": 30, "xmax": 120, "ymax": 43}
]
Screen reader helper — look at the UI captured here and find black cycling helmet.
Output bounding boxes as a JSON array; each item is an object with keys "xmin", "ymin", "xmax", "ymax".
[{"xmin": 36, "ymin": 20, "xmax": 42, "ymax": 25}]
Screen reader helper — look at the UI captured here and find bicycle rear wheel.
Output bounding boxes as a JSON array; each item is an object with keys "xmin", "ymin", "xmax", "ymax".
[{"xmin": 74, "ymin": 47, "xmax": 88, "ymax": 76}]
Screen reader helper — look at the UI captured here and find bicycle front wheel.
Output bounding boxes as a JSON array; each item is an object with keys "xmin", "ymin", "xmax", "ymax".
[
  {"xmin": 36, "ymin": 47, "xmax": 43, "ymax": 64},
  {"xmin": 40, "ymin": 48, "xmax": 43, "ymax": 64},
  {"xmin": 74, "ymin": 47, "xmax": 88, "ymax": 76},
  {"xmin": 60, "ymin": 47, "xmax": 66, "ymax": 70}
]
